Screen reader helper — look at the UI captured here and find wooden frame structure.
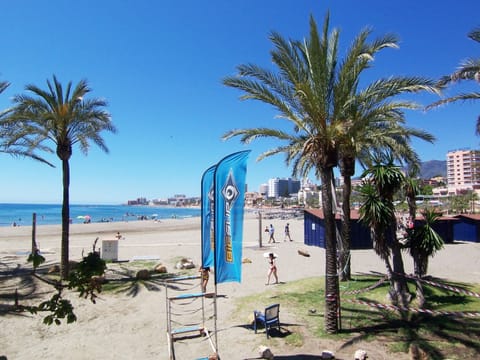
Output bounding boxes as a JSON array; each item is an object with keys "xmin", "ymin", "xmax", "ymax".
[{"xmin": 164, "ymin": 275, "xmax": 218, "ymax": 359}]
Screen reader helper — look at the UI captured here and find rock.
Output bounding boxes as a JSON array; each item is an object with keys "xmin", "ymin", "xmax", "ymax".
[
  {"xmin": 136, "ymin": 269, "xmax": 151, "ymax": 280},
  {"xmin": 247, "ymin": 312, "xmax": 256, "ymax": 325},
  {"xmin": 90, "ymin": 275, "xmax": 106, "ymax": 292},
  {"xmin": 48, "ymin": 265, "xmax": 60, "ymax": 274},
  {"xmin": 175, "ymin": 257, "xmax": 195, "ymax": 269},
  {"xmin": 91, "ymin": 275, "xmax": 106, "ymax": 284},
  {"xmin": 298, "ymin": 249, "xmax": 310, "ymax": 257},
  {"xmin": 321, "ymin": 350, "xmax": 335, "ymax": 359},
  {"xmin": 154, "ymin": 264, "xmax": 167, "ymax": 273},
  {"xmin": 409, "ymin": 343, "xmax": 429, "ymax": 360},
  {"xmin": 354, "ymin": 349, "xmax": 368, "ymax": 360},
  {"xmin": 258, "ymin": 345, "xmax": 274, "ymax": 360}
]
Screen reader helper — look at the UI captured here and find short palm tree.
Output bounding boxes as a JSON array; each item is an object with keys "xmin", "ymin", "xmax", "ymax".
[
  {"xmin": 1, "ymin": 75, "xmax": 116, "ymax": 279},
  {"xmin": 427, "ymin": 27, "xmax": 480, "ymax": 133},
  {"xmin": 408, "ymin": 208, "xmax": 443, "ymax": 307},
  {"xmin": 358, "ymin": 151, "xmax": 410, "ymax": 310}
]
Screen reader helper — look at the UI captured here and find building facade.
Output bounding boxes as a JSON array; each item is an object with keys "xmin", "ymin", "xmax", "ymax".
[
  {"xmin": 447, "ymin": 149, "xmax": 480, "ymax": 194},
  {"xmin": 267, "ymin": 178, "xmax": 301, "ymax": 198}
]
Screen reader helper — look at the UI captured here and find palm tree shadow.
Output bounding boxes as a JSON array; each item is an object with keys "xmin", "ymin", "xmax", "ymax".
[
  {"xmin": 104, "ymin": 268, "xmax": 201, "ymax": 297},
  {"xmin": 339, "ymin": 299, "xmax": 480, "ymax": 359},
  {"xmin": 0, "ymin": 266, "xmax": 54, "ymax": 317}
]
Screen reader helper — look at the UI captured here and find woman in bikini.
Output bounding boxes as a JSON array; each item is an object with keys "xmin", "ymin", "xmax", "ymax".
[{"xmin": 266, "ymin": 253, "xmax": 278, "ymax": 285}]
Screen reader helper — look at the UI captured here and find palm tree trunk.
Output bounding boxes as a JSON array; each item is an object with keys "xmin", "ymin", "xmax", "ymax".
[
  {"xmin": 61, "ymin": 159, "xmax": 70, "ymax": 280},
  {"xmin": 390, "ymin": 225, "xmax": 409, "ymax": 315},
  {"xmin": 413, "ymin": 254, "xmax": 425, "ymax": 308},
  {"xmin": 340, "ymin": 174, "xmax": 352, "ymax": 281},
  {"xmin": 321, "ymin": 167, "xmax": 339, "ymax": 334}
]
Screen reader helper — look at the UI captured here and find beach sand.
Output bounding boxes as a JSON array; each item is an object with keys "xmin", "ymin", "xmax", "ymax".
[{"xmin": 0, "ymin": 215, "xmax": 479, "ymax": 359}]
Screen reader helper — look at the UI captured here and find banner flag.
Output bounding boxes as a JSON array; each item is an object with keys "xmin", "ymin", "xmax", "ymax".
[
  {"xmin": 214, "ymin": 150, "xmax": 250, "ymax": 284},
  {"xmin": 201, "ymin": 165, "xmax": 216, "ymax": 268}
]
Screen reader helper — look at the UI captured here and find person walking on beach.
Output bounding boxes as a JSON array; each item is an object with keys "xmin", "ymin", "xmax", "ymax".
[
  {"xmin": 266, "ymin": 253, "xmax": 278, "ymax": 285},
  {"xmin": 268, "ymin": 224, "xmax": 276, "ymax": 243},
  {"xmin": 284, "ymin": 223, "xmax": 292, "ymax": 242}
]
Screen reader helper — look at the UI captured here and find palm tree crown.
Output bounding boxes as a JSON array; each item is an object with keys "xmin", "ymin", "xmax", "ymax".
[
  {"xmin": 1, "ymin": 75, "xmax": 116, "ymax": 279},
  {"xmin": 428, "ymin": 27, "xmax": 480, "ymax": 134}
]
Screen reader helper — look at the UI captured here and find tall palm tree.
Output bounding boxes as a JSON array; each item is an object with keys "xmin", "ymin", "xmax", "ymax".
[
  {"xmin": 1, "ymin": 76, "xmax": 116, "ymax": 279},
  {"xmin": 358, "ymin": 151, "xmax": 410, "ymax": 310},
  {"xmin": 427, "ymin": 27, "xmax": 480, "ymax": 133},
  {"xmin": 223, "ymin": 13, "xmax": 347, "ymax": 333},
  {"xmin": 302, "ymin": 19, "xmax": 440, "ymax": 281},
  {"xmin": 1, "ymin": 80, "xmax": 55, "ymax": 165}
]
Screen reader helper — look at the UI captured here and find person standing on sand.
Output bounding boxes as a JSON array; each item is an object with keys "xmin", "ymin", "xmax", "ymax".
[
  {"xmin": 266, "ymin": 253, "xmax": 278, "ymax": 285},
  {"xmin": 199, "ymin": 266, "xmax": 210, "ymax": 292},
  {"xmin": 284, "ymin": 223, "xmax": 292, "ymax": 241},
  {"xmin": 268, "ymin": 224, "xmax": 276, "ymax": 243}
]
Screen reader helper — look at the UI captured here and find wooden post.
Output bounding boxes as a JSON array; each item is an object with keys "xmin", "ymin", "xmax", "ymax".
[
  {"xmin": 32, "ymin": 212, "xmax": 37, "ymax": 274},
  {"xmin": 258, "ymin": 211, "xmax": 263, "ymax": 248},
  {"xmin": 32, "ymin": 212, "xmax": 37, "ymax": 254}
]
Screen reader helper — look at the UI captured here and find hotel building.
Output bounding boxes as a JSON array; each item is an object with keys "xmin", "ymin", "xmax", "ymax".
[{"xmin": 447, "ymin": 148, "xmax": 480, "ymax": 194}]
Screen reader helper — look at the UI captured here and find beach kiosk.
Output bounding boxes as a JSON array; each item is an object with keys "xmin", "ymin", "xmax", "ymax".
[{"xmin": 101, "ymin": 239, "xmax": 118, "ymax": 261}]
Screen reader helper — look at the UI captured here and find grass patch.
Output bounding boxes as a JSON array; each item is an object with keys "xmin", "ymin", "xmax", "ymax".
[{"xmin": 234, "ymin": 275, "xmax": 480, "ymax": 358}]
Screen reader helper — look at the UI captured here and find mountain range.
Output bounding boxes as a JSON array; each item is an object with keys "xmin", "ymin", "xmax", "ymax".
[{"xmin": 419, "ymin": 160, "xmax": 447, "ymax": 179}]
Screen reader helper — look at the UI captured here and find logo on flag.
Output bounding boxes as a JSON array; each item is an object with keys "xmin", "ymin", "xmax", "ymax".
[{"xmin": 214, "ymin": 150, "xmax": 250, "ymax": 284}]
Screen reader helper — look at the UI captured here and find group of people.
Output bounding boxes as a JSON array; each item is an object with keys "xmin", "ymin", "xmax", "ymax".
[
  {"xmin": 263, "ymin": 222, "xmax": 294, "ymax": 285},
  {"xmin": 198, "ymin": 222, "xmax": 292, "ymax": 291},
  {"xmin": 264, "ymin": 222, "xmax": 292, "ymax": 243}
]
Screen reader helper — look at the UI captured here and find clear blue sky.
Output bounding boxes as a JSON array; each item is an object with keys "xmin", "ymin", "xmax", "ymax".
[{"xmin": 0, "ymin": 0, "xmax": 479, "ymax": 204}]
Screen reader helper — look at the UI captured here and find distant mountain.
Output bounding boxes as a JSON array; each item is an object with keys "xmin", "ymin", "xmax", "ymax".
[{"xmin": 419, "ymin": 160, "xmax": 446, "ymax": 179}]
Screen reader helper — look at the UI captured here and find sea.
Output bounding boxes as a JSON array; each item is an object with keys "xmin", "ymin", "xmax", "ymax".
[{"xmin": 0, "ymin": 203, "xmax": 201, "ymax": 227}]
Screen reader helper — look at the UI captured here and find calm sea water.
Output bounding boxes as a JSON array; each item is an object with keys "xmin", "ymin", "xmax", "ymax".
[{"xmin": 0, "ymin": 203, "xmax": 200, "ymax": 227}]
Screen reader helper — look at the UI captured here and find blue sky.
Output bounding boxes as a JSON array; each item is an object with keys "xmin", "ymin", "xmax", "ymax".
[{"xmin": 0, "ymin": 0, "xmax": 479, "ymax": 204}]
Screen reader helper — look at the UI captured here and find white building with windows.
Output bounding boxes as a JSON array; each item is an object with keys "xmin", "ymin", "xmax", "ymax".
[
  {"xmin": 447, "ymin": 149, "xmax": 480, "ymax": 194},
  {"xmin": 267, "ymin": 177, "xmax": 301, "ymax": 198}
]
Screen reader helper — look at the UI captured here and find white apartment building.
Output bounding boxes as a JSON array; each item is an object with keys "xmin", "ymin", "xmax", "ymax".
[
  {"xmin": 447, "ymin": 149, "xmax": 480, "ymax": 194},
  {"xmin": 267, "ymin": 177, "xmax": 301, "ymax": 198}
]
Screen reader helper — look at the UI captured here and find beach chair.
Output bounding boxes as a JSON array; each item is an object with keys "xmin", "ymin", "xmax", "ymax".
[{"xmin": 253, "ymin": 304, "xmax": 280, "ymax": 338}]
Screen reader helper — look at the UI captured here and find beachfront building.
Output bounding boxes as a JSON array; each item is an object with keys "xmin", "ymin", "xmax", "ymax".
[
  {"xmin": 267, "ymin": 177, "xmax": 301, "ymax": 198},
  {"xmin": 245, "ymin": 191, "xmax": 264, "ymax": 207},
  {"xmin": 127, "ymin": 197, "xmax": 148, "ymax": 205},
  {"xmin": 259, "ymin": 183, "xmax": 268, "ymax": 197},
  {"xmin": 447, "ymin": 149, "xmax": 480, "ymax": 195}
]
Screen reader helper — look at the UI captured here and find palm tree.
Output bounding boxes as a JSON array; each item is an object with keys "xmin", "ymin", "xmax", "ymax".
[
  {"xmin": 337, "ymin": 104, "xmax": 437, "ymax": 281},
  {"xmin": 0, "ymin": 80, "xmax": 8, "ymax": 95},
  {"xmin": 1, "ymin": 80, "xmax": 56, "ymax": 165},
  {"xmin": 408, "ymin": 208, "xmax": 443, "ymax": 307},
  {"xmin": 358, "ymin": 151, "xmax": 410, "ymax": 310},
  {"xmin": 1, "ymin": 76, "xmax": 116, "ymax": 279},
  {"xmin": 314, "ymin": 23, "xmax": 440, "ymax": 281},
  {"xmin": 223, "ymin": 14, "xmax": 341, "ymax": 332},
  {"xmin": 427, "ymin": 27, "xmax": 480, "ymax": 133}
]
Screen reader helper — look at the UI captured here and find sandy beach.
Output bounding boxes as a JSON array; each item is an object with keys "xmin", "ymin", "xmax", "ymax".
[{"xmin": 1, "ymin": 215, "xmax": 479, "ymax": 359}]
